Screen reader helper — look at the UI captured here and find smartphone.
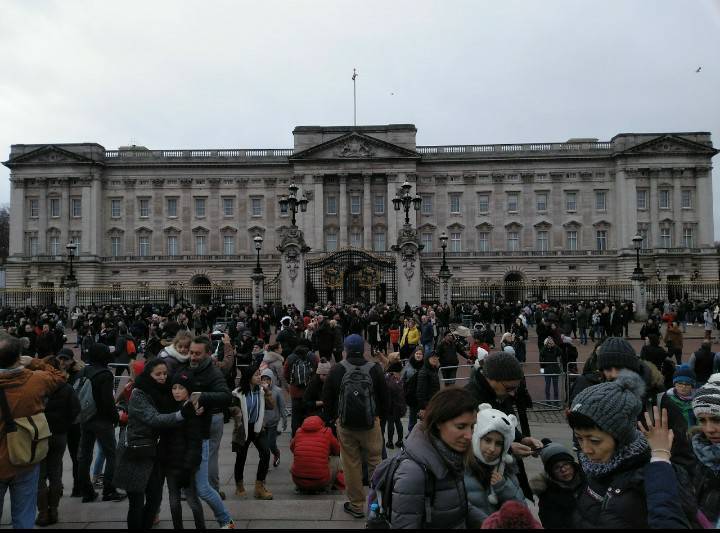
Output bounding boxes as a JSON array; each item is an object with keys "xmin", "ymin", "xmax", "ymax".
[{"xmin": 190, "ymin": 392, "xmax": 202, "ymax": 403}]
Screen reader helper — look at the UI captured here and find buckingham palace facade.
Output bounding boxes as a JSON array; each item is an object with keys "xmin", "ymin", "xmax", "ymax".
[{"xmin": 3, "ymin": 124, "xmax": 718, "ymax": 291}]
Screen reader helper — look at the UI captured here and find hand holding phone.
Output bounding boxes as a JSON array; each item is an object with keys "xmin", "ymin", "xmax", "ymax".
[{"xmin": 190, "ymin": 392, "xmax": 202, "ymax": 406}]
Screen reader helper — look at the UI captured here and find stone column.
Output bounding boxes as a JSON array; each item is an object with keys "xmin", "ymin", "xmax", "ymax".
[
  {"xmin": 65, "ymin": 282, "xmax": 78, "ymax": 310},
  {"xmin": 278, "ymin": 227, "xmax": 309, "ymax": 309},
  {"xmin": 632, "ymin": 277, "xmax": 648, "ymax": 321},
  {"xmin": 314, "ymin": 175, "xmax": 324, "ymax": 250},
  {"xmin": 339, "ymin": 175, "xmax": 348, "ymax": 247},
  {"xmin": 392, "ymin": 225, "xmax": 423, "ymax": 308},
  {"xmin": 363, "ymin": 174, "xmax": 372, "ymax": 249},
  {"xmin": 439, "ymin": 270, "xmax": 452, "ymax": 306},
  {"xmin": 251, "ymin": 272, "xmax": 265, "ymax": 308},
  {"xmin": 387, "ymin": 177, "xmax": 398, "ymax": 246}
]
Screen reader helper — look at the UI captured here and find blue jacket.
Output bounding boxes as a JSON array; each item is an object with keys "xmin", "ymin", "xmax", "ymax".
[{"xmin": 420, "ymin": 322, "xmax": 435, "ymax": 345}]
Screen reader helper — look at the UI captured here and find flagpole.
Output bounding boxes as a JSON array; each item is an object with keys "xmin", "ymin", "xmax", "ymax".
[{"xmin": 352, "ymin": 68, "xmax": 357, "ymax": 127}]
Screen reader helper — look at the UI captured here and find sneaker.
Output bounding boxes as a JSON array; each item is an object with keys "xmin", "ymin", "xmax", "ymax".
[
  {"xmin": 102, "ymin": 491, "xmax": 127, "ymax": 502},
  {"xmin": 92, "ymin": 475, "xmax": 104, "ymax": 489},
  {"xmin": 273, "ymin": 453, "xmax": 281, "ymax": 468},
  {"xmin": 343, "ymin": 502, "xmax": 364, "ymax": 519},
  {"xmin": 81, "ymin": 491, "xmax": 98, "ymax": 503},
  {"xmin": 220, "ymin": 519, "xmax": 236, "ymax": 529},
  {"xmin": 386, "ymin": 442, "xmax": 394, "ymax": 449}
]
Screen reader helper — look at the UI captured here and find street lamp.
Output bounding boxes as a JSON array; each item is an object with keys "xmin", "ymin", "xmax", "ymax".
[
  {"xmin": 631, "ymin": 234, "xmax": 646, "ymax": 281},
  {"xmin": 439, "ymin": 232, "xmax": 450, "ymax": 276},
  {"xmin": 65, "ymin": 242, "xmax": 77, "ymax": 284},
  {"xmin": 392, "ymin": 180, "xmax": 422, "ymax": 226},
  {"xmin": 655, "ymin": 268, "xmax": 662, "ymax": 282},
  {"xmin": 278, "ymin": 182, "xmax": 309, "ymax": 227},
  {"xmin": 253, "ymin": 235, "xmax": 263, "ymax": 274}
]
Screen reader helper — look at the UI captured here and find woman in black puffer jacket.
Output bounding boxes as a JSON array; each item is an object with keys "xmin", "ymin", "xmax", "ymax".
[
  {"xmin": 690, "ymin": 374, "xmax": 720, "ymax": 526},
  {"xmin": 160, "ymin": 371, "xmax": 206, "ymax": 529}
]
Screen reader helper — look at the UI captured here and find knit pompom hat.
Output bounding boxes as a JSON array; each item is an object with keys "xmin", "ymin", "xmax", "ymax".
[
  {"xmin": 692, "ymin": 373, "xmax": 720, "ymax": 418},
  {"xmin": 570, "ymin": 369, "xmax": 645, "ymax": 446},
  {"xmin": 481, "ymin": 501, "xmax": 542, "ymax": 529},
  {"xmin": 171, "ymin": 370, "xmax": 195, "ymax": 394},
  {"xmin": 673, "ymin": 364, "xmax": 696, "ymax": 386}
]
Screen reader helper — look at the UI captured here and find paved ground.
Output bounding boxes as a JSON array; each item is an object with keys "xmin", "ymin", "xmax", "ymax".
[{"xmin": 1, "ymin": 320, "xmax": 713, "ymax": 528}]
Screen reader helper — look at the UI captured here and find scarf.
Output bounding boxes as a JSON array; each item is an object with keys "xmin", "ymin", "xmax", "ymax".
[
  {"xmin": 579, "ymin": 430, "xmax": 650, "ymax": 478},
  {"xmin": 692, "ymin": 434, "xmax": 720, "ymax": 473},
  {"xmin": 163, "ymin": 344, "xmax": 190, "ymax": 363},
  {"xmin": 430, "ymin": 434, "xmax": 466, "ymax": 475},
  {"xmin": 134, "ymin": 372, "xmax": 176, "ymax": 413},
  {"xmin": 666, "ymin": 389, "xmax": 697, "ymax": 427}
]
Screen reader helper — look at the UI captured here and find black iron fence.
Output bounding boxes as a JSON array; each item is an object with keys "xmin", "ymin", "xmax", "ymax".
[{"xmin": 265, "ymin": 271, "xmax": 282, "ymax": 304}]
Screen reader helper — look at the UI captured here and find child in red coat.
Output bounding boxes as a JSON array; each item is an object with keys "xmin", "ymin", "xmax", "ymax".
[{"xmin": 290, "ymin": 415, "xmax": 343, "ymax": 493}]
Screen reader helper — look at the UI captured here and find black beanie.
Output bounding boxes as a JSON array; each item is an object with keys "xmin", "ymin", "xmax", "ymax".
[
  {"xmin": 596, "ymin": 337, "xmax": 640, "ymax": 373},
  {"xmin": 89, "ymin": 343, "xmax": 111, "ymax": 365},
  {"xmin": 484, "ymin": 352, "xmax": 524, "ymax": 381},
  {"xmin": 171, "ymin": 370, "xmax": 195, "ymax": 393}
]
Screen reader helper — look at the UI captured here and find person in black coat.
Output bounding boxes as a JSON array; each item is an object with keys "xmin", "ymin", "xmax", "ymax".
[
  {"xmin": 302, "ymin": 359, "xmax": 331, "ymax": 420},
  {"xmin": 415, "ymin": 352, "xmax": 441, "ymax": 413},
  {"xmin": 529, "ymin": 439, "xmax": 584, "ymax": 529},
  {"xmin": 161, "ymin": 371, "xmax": 206, "ymax": 530},
  {"xmin": 36, "ymin": 353, "xmax": 82, "ymax": 526}
]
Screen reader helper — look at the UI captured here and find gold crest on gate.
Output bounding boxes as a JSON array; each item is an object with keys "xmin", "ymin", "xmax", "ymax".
[{"xmin": 323, "ymin": 266, "xmax": 344, "ymax": 288}]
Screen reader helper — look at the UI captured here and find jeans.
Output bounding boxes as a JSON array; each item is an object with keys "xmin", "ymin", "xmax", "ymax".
[
  {"xmin": 38, "ymin": 433, "xmax": 67, "ymax": 499},
  {"xmin": 167, "ymin": 471, "xmax": 205, "ymax": 529},
  {"xmin": 408, "ymin": 407, "xmax": 419, "ymax": 435},
  {"xmin": 291, "ymin": 397, "xmax": 306, "ymax": 437},
  {"xmin": 579, "ymin": 327, "xmax": 588, "ymax": 345},
  {"xmin": 441, "ymin": 366, "xmax": 457, "ymax": 386},
  {"xmin": 196, "ymin": 440, "xmax": 231, "ymax": 526},
  {"xmin": 0, "ymin": 464, "xmax": 40, "ymax": 529},
  {"xmin": 208, "ymin": 413, "xmax": 224, "ymax": 492},
  {"xmin": 78, "ymin": 419, "xmax": 117, "ymax": 496},
  {"xmin": 381, "ymin": 416, "xmax": 403, "ymax": 444},
  {"xmin": 265, "ymin": 426, "xmax": 280, "ymax": 456},
  {"xmin": 92, "ymin": 441, "xmax": 105, "ymax": 479},
  {"xmin": 544, "ymin": 375, "xmax": 559, "ymax": 400},
  {"xmin": 234, "ymin": 427, "xmax": 271, "ymax": 482},
  {"xmin": 126, "ymin": 462, "xmax": 164, "ymax": 530},
  {"xmin": 422, "ymin": 342, "xmax": 433, "ymax": 357}
]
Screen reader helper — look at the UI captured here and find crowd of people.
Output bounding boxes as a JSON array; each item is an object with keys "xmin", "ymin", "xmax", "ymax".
[{"xmin": 0, "ymin": 295, "xmax": 718, "ymax": 529}]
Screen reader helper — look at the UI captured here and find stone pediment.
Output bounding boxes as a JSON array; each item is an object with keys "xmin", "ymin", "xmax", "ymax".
[
  {"xmin": 622, "ymin": 135, "xmax": 719, "ymax": 156},
  {"xmin": 289, "ymin": 132, "xmax": 419, "ymax": 161},
  {"xmin": 4, "ymin": 145, "xmax": 99, "ymax": 167}
]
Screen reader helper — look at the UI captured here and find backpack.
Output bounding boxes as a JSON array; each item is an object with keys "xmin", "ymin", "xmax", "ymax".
[
  {"xmin": 0, "ymin": 388, "xmax": 51, "ymax": 466},
  {"xmin": 126, "ymin": 338, "xmax": 137, "ymax": 357},
  {"xmin": 290, "ymin": 355, "xmax": 314, "ymax": 387},
  {"xmin": 73, "ymin": 369, "xmax": 100, "ymax": 424},
  {"xmin": 366, "ymin": 451, "xmax": 435, "ymax": 529},
  {"xmin": 403, "ymin": 372, "xmax": 419, "ymax": 408},
  {"xmin": 338, "ymin": 360, "xmax": 376, "ymax": 430}
]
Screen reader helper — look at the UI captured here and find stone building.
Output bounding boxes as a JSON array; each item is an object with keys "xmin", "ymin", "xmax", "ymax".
[{"xmin": 3, "ymin": 124, "xmax": 717, "ymax": 300}]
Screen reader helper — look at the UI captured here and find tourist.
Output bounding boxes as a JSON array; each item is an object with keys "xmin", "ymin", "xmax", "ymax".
[
  {"xmin": 510, "ymin": 318, "xmax": 528, "ymax": 363},
  {"xmin": 688, "ymin": 340, "xmax": 720, "ymax": 386},
  {"xmin": 290, "ymin": 415, "xmax": 342, "ymax": 493},
  {"xmin": 321, "ymin": 334, "xmax": 387, "ymax": 519},
  {"xmin": 416, "ymin": 352, "xmax": 441, "ymax": 416},
  {"xmin": 568, "ymin": 371, "xmax": 694, "ymax": 527},
  {"xmin": 398, "ymin": 318, "xmax": 420, "ymax": 360},
  {"xmin": 664, "ymin": 320, "xmax": 684, "ymax": 365},
  {"xmin": 386, "ymin": 387, "xmax": 477, "ymax": 528},
  {"xmin": 659, "ymin": 364, "xmax": 697, "ymax": 428},
  {"xmin": 0, "ymin": 335, "xmax": 65, "ymax": 529},
  {"xmin": 158, "ymin": 330, "xmax": 193, "ymax": 379},
  {"xmin": 303, "ymin": 357, "xmax": 331, "ymax": 419},
  {"xmin": 231, "ymin": 365, "xmax": 274, "ymax": 500},
  {"xmin": 401, "ymin": 348, "xmax": 424, "ymax": 434},
  {"xmin": 436, "ymin": 329, "xmax": 467, "ymax": 385},
  {"xmin": 284, "ymin": 343, "xmax": 319, "ymax": 436},
  {"xmin": 259, "ymin": 368, "xmax": 286, "ymax": 468},
  {"xmin": 690, "ymin": 373, "xmax": 720, "ymax": 526},
  {"xmin": 539, "ymin": 337, "xmax": 562, "ymax": 402},
  {"xmin": 382, "ymin": 357, "xmax": 406, "ymax": 449},
  {"xmin": 530, "ymin": 439, "xmax": 584, "ymax": 529},
  {"xmin": 420, "ymin": 315, "xmax": 434, "ymax": 356},
  {"xmin": 465, "ymin": 404, "xmax": 526, "ymax": 527}
]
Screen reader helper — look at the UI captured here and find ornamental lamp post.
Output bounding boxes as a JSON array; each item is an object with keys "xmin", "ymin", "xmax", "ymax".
[
  {"xmin": 438, "ymin": 232, "xmax": 451, "ymax": 305},
  {"xmin": 439, "ymin": 232, "xmax": 450, "ymax": 277},
  {"xmin": 279, "ymin": 182, "xmax": 309, "ymax": 227},
  {"xmin": 65, "ymin": 242, "xmax": 77, "ymax": 285},
  {"xmin": 253, "ymin": 235, "xmax": 264, "ymax": 274},
  {"xmin": 631, "ymin": 235, "xmax": 646, "ymax": 281},
  {"xmin": 393, "ymin": 180, "xmax": 422, "ymax": 226}
]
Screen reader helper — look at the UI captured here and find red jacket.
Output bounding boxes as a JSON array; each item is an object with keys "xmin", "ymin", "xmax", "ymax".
[{"xmin": 290, "ymin": 415, "xmax": 340, "ymax": 489}]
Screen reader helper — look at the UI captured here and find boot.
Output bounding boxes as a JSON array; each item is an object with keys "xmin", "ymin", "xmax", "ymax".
[
  {"xmin": 35, "ymin": 487, "xmax": 50, "ymax": 527},
  {"xmin": 254, "ymin": 480, "xmax": 273, "ymax": 500},
  {"xmin": 48, "ymin": 486, "xmax": 62, "ymax": 525},
  {"xmin": 235, "ymin": 481, "xmax": 246, "ymax": 498}
]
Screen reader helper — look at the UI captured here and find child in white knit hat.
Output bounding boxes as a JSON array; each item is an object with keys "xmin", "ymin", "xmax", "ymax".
[{"xmin": 464, "ymin": 404, "xmax": 526, "ymax": 528}]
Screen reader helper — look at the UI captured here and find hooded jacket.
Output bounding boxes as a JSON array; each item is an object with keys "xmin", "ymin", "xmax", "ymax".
[
  {"xmin": 530, "ymin": 470, "xmax": 584, "ymax": 529},
  {"xmin": 260, "ymin": 369, "xmax": 286, "ymax": 430},
  {"xmin": 261, "ymin": 350, "xmax": 285, "ymax": 387},
  {"xmin": 84, "ymin": 349, "xmax": 118, "ymax": 425},
  {"xmin": 415, "ymin": 358, "xmax": 440, "ymax": 410},
  {"xmin": 160, "ymin": 344, "xmax": 190, "ymax": 379},
  {"xmin": 290, "ymin": 415, "xmax": 341, "ymax": 490},
  {"xmin": 390, "ymin": 425, "xmax": 469, "ymax": 529},
  {"xmin": 0, "ymin": 358, "xmax": 65, "ymax": 480},
  {"xmin": 44, "ymin": 380, "xmax": 81, "ymax": 435},
  {"xmin": 191, "ymin": 355, "xmax": 232, "ymax": 431}
]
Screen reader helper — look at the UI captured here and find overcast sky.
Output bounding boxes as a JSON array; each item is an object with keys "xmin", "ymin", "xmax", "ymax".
[{"xmin": 2, "ymin": 0, "xmax": 719, "ymax": 238}]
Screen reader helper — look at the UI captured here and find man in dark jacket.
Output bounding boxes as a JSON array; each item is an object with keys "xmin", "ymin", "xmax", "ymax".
[
  {"xmin": 284, "ymin": 344, "xmax": 319, "ymax": 436},
  {"xmin": 188, "ymin": 335, "xmax": 234, "ymax": 518},
  {"xmin": 436, "ymin": 330, "xmax": 466, "ymax": 385},
  {"xmin": 416, "ymin": 352, "xmax": 441, "ymax": 411},
  {"xmin": 321, "ymin": 334, "xmax": 387, "ymax": 519},
  {"xmin": 77, "ymin": 343, "xmax": 125, "ymax": 503},
  {"xmin": 688, "ymin": 340, "xmax": 720, "ymax": 386},
  {"xmin": 276, "ymin": 316, "xmax": 298, "ymax": 358},
  {"xmin": 420, "ymin": 315, "xmax": 434, "ymax": 356},
  {"xmin": 313, "ymin": 316, "xmax": 335, "ymax": 361}
]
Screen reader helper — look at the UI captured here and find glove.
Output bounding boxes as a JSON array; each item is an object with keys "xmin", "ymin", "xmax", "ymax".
[{"xmin": 180, "ymin": 401, "xmax": 197, "ymax": 420}]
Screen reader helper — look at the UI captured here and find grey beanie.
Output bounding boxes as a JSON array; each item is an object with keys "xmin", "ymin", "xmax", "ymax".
[
  {"xmin": 539, "ymin": 438, "xmax": 575, "ymax": 476},
  {"xmin": 484, "ymin": 351, "xmax": 524, "ymax": 382},
  {"xmin": 596, "ymin": 337, "xmax": 641, "ymax": 373},
  {"xmin": 570, "ymin": 370, "xmax": 645, "ymax": 446}
]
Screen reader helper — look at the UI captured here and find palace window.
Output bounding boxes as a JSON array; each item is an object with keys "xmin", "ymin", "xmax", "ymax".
[
  {"xmin": 223, "ymin": 235, "xmax": 235, "ymax": 255},
  {"xmin": 682, "ymin": 226, "xmax": 694, "ymax": 248},
  {"xmin": 638, "ymin": 227, "xmax": 650, "ymax": 249},
  {"xmin": 477, "ymin": 194, "xmax": 490, "ymax": 214},
  {"xmin": 326, "ymin": 196, "xmax": 337, "ymax": 215},
  {"xmin": 660, "ymin": 227, "xmax": 672, "ymax": 248},
  {"xmin": 636, "ymin": 189, "xmax": 648, "ymax": 210},
  {"xmin": 536, "ymin": 193, "xmax": 548, "ymax": 212},
  {"xmin": 138, "ymin": 236, "xmax": 150, "ymax": 257},
  {"xmin": 596, "ymin": 230, "xmax": 608, "ymax": 251},
  {"xmin": 373, "ymin": 232, "xmax": 386, "ymax": 252},
  {"xmin": 71, "ymin": 198, "xmax": 82, "ymax": 218},
  {"xmin": 566, "ymin": 231, "xmax": 578, "ymax": 251},
  {"xmin": 449, "ymin": 193, "xmax": 462, "ymax": 214},
  {"xmin": 507, "ymin": 231, "xmax": 520, "ymax": 251},
  {"xmin": 139, "ymin": 198, "xmax": 150, "ymax": 218},
  {"xmin": 49, "ymin": 236, "xmax": 60, "ymax": 256},
  {"xmin": 478, "ymin": 232, "xmax": 489, "ymax": 252},
  {"xmin": 421, "ymin": 195, "xmax": 433, "ymax": 215},
  {"xmin": 111, "ymin": 199, "xmax": 122, "ymax": 218},
  {"xmin": 223, "ymin": 197, "xmax": 234, "ymax": 217},
  {"xmin": 167, "ymin": 236, "xmax": 178, "ymax": 256},
  {"xmin": 195, "ymin": 235, "xmax": 206, "ymax": 256},
  {"xmin": 251, "ymin": 198, "xmax": 263, "ymax": 217},
  {"xmin": 659, "ymin": 189, "xmax": 671, "ymax": 209},
  {"xmin": 326, "ymin": 231, "xmax": 338, "ymax": 251},
  {"xmin": 681, "ymin": 189, "xmax": 693, "ymax": 209},
  {"xmin": 595, "ymin": 191, "xmax": 607, "ymax": 211},
  {"xmin": 70, "ymin": 235, "xmax": 81, "ymax": 254},
  {"xmin": 29, "ymin": 236, "xmax": 39, "ymax": 256},
  {"xmin": 421, "ymin": 232, "xmax": 432, "ymax": 252},
  {"xmin": 450, "ymin": 232, "xmax": 461, "ymax": 252},
  {"xmin": 536, "ymin": 230, "xmax": 549, "ymax": 252},
  {"xmin": 195, "ymin": 198, "xmax": 206, "ymax": 218},
  {"xmin": 507, "ymin": 193, "xmax": 519, "ymax": 213},
  {"xmin": 167, "ymin": 198, "xmax": 178, "ymax": 217},
  {"xmin": 49, "ymin": 198, "xmax": 60, "ymax": 218},
  {"xmin": 350, "ymin": 195, "xmax": 361, "ymax": 215},
  {"xmin": 374, "ymin": 194, "xmax": 385, "ymax": 215},
  {"xmin": 111, "ymin": 237, "xmax": 121, "ymax": 257},
  {"xmin": 565, "ymin": 192, "xmax": 577, "ymax": 212},
  {"xmin": 29, "ymin": 199, "xmax": 39, "ymax": 218},
  {"xmin": 350, "ymin": 230, "xmax": 362, "ymax": 247}
]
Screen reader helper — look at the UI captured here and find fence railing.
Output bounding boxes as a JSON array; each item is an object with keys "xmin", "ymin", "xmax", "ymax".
[{"xmin": 0, "ymin": 288, "xmax": 66, "ymax": 307}]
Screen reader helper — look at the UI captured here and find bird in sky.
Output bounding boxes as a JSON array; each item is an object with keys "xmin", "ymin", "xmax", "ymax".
[{"xmin": 696, "ymin": 66, "xmax": 702, "ymax": 73}]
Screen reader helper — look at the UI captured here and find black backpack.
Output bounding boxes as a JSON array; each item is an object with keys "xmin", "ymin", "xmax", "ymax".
[
  {"xmin": 338, "ymin": 360, "xmax": 376, "ymax": 430},
  {"xmin": 290, "ymin": 355, "xmax": 314, "ymax": 387},
  {"xmin": 403, "ymin": 372, "xmax": 419, "ymax": 408}
]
